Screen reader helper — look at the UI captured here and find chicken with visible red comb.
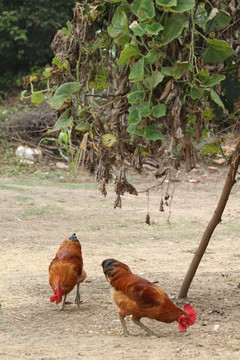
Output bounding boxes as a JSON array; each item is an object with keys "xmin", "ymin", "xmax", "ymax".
[
  {"xmin": 49, "ymin": 234, "xmax": 87, "ymax": 310},
  {"xmin": 102, "ymin": 259, "xmax": 196, "ymax": 337}
]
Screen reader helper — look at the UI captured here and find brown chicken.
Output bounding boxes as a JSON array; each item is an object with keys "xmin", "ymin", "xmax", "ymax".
[
  {"xmin": 49, "ymin": 233, "xmax": 87, "ymax": 310},
  {"xmin": 102, "ymin": 259, "xmax": 196, "ymax": 337}
]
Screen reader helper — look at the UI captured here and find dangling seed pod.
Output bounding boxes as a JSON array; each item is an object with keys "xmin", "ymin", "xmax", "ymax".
[{"xmin": 145, "ymin": 213, "xmax": 151, "ymax": 225}]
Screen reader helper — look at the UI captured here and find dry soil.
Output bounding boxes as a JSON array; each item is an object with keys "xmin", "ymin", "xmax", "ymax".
[{"xmin": 0, "ymin": 165, "xmax": 240, "ymax": 359}]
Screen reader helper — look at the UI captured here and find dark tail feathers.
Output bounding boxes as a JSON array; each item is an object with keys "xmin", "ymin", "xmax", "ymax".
[{"xmin": 69, "ymin": 233, "xmax": 79, "ymax": 243}]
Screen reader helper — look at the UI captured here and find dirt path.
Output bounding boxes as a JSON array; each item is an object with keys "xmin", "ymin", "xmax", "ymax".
[{"xmin": 0, "ymin": 166, "xmax": 240, "ymax": 359}]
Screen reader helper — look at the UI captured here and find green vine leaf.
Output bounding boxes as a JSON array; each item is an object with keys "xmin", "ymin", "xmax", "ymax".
[
  {"xmin": 143, "ymin": 71, "xmax": 164, "ymax": 90},
  {"xmin": 52, "ymin": 57, "xmax": 63, "ymax": 68},
  {"xmin": 202, "ymin": 39, "xmax": 232, "ymax": 63},
  {"xmin": 87, "ymin": 37, "xmax": 105, "ymax": 53},
  {"xmin": 137, "ymin": 102, "xmax": 151, "ymax": 117},
  {"xmin": 201, "ymin": 74, "xmax": 226, "ymax": 88},
  {"xmin": 128, "ymin": 105, "xmax": 141, "ymax": 125},
  {"xmin": 102, "ymin": 134, "xmax": 117, "ymax": 147},
  {"xmin": 160, "ymin": 15, "xmax": 185, "ymax": 46},
  {"xmin": 31, "ymin": 91, "xmax": 45, "ymax": 105},
  {"xmin": 144, "ymin": 48, "xmax": 161, "ymax": 65},
  {"xmin": 206, "ymin": 10, "xmax": 231, "ymax": 33},
  {"xmin": 145, "ymin": 22, "xmax": 163, "ymax": 35},
  {"xmin": 171, "ymin": 0, "xmax": 196, "ymax": 13},
  {"xmin": 162, "ymin": 67, "xmax": 174, "ymax": 76},
  {"xmin": 129, "ymin": 58, "xmax": 144, "ymax": 82},
  {"xmin": 156, "ymin": 0, "xmax": 177, "ymax": 7},
  {"xmin": 197, "ymin": 69, "xmax": 209, "ymax": 82},
  {"xmin": 152, "ymin": 104, "xmax": 166, "ymax": 117},
  {"xmin": 127, "ymin": 83, "xmax": 145, "ymax": 104},
  {"xmin": 118, "ymin": 44, "xmax": 140, "ymax": 65},
  {"xmin": 209, "ymin": 89, "xmax": 225, "ymax": 109},
  {"xmin": 144, "ymin": 126, "xmax": 164, "ymax": 141},
  {"xmin": 130, "ymin": 22, "xmax": 146, "ymax": 36},
  {"xmin": 108, "ymin": 11, "xmax": 130, "ymax": 46},
  {"xmin": 131, "ymin": 0, "xmax": 155, "ymax": 21},
  {"xmin": 43, "ymin": 67, "xmax": 52, "ymax": 79},
  {"xmin": 126, "ymin": 123, "xmax": 138, "ymax": 134},
  {"xmin": 190, "ymin": 86, "xmax": 203, "ymax": 100},
  {"xmin": 47, "ymin": 82, "xmax": 82, "ymax": 110},
  {"xmin": 75, "ymin": 123, "xmax": 91, "ymax": 132},
  {"xmin": 58, "ymin": 21, "xmax": 73, "ymax": 38},
  {"xmin": 53, "ymin": 110, "xmax": 73, "ymax": 131}
]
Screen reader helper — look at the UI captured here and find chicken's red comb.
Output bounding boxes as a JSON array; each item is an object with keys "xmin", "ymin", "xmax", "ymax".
[{"xmin": 184, "ymin": 304, "xmax": 197, "ymax": 326}]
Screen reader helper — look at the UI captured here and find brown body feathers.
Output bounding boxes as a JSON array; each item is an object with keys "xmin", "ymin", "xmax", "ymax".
[
  {"xmin": 49, "ymin": 234, "xmax": 86, "ymax": 310},
  {"xmin": 102, "ymin": 259, "xmax": 196, "ymax": 336}
]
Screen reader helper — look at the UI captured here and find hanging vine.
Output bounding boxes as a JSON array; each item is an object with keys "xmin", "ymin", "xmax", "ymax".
[{"xmin": 21, "ymin": 0, "xmax": 240, "ymax": 205}]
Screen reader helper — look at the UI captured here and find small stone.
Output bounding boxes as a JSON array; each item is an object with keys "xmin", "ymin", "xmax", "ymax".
[
  {"xmin": 56, "ymin": 162, "xmax": 69, "ymax": 169},
  {"xmin": 208, "ymin": 166, "xmax": 218, "ymax": 172},
  {"xmin": 213, "ymin": 324, "xmax": 220, "ymax": 331},
  {"xmin": 213, "ymin": 158, "xmax": 226, "ymax": 165},
  {"xmin": 188, "ymin": 179, "xmax": 201, "ymax": 183}
]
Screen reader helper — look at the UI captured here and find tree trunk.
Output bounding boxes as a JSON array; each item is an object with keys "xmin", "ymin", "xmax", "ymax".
[{"xmin": 178, "ymin": 140, "xmax": 240, "ymax": 299}]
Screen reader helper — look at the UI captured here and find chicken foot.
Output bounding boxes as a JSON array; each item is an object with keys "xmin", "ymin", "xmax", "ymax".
[
  {"xmin": 119, "ymin": 315, "xmax": 138, "ymax": 337},
  {"xmin": 132, "ymin": 318, "xmax": 162, "ymax": 338},
  {"xmin": 75, "ymin": 283, "xmax": 81, "ymax": 306}
]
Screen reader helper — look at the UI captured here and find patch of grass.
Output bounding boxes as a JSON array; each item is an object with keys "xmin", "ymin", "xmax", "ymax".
[
  {"xmin": 37, "ymin": 171, "xmax": 66, "ymax": 180},
  {"xmin": 21, "ymin": 205, "xmax": 60, "ymax": 217},
  {"xmin": 233, "ymin": 254, "xmax": 240, "ymax": 258},
  {"xmin": 151, "ymin": 220, "xmax": 159, "ymax": 226},
  {"xmin": 186, "ymin": 248, "xmax": 198, "ymax": 254},
  {"xmin": 89, "ymin": 225, "xmax": 101, "ymax": 231},
  {"xmin": 186, "ymin": 248, "xmax": 214, "ymax": 255},
  {"xmin": 117, "ymin": 223, "xmax": 128, "ymax": 228},
  {"xmin": 124, "ymin": 238, "xmax": 139, "ymax": 244},
  {"xmin": 52, "ymin": 182, "xmax": 98, "ymax": 189},
  {"xmin": 226, "ymin": 223, "xmax": 240, "ymax": 232},
  {"xmin": 13, "ymin": 195, "xmax": 33, "ymax": 202},
  {"xmin": 56, "ymin": 199, "xmax": 67, "ymax": 203},
  {"xmin": 36, "ymin": 246, "xmax": 46, "ymax": 251},
  {"xmin": 0, "ymin": 184, "xmax": 29, "ymax": 192},
  {"xmin": 11, "ymin": 178, "xmax": 98, "ymax": 189}
]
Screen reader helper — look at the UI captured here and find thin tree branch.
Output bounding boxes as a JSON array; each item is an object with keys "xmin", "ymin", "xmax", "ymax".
[{"xmin": 178, "ymin": 139, "xmax": 240, "ymax": 299}]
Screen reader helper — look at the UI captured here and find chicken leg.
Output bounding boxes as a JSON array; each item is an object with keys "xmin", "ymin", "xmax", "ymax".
[
  {"xmin": 75, "ymin": 283, "xmax": 81, "ymax": 306},
  {"xmin": 132, "ymin": 318, "xmax": 162, "ymax": 337},
  {"xmin": 59, "ymin": 294, "xmax": 67, "ymax": 311},
  {"xmin": 119, "ymin": 314, "xmax": 138, "ymax": 337}
]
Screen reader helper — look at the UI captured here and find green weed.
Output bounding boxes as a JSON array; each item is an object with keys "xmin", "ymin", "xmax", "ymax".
[
  {"xmin": 11, "ymin": 178, "xmax": 97, "ymax": 189},
  {"xmin": 21, "ymin": 205, "xmax": 60, "ymax": 217},
  {"xmin": 0, "ymin": 184, "xmax": 29, "ymax": 192},
  {"xmin": 13, "ymin": 195, "xmax": 33, "ymax": 202},
  {"xmin": 89, "ymin": 225, "xmax": 101, "ymax": 231},
  {"xmin": 36, "ymin": 246, "xmax": 46, "ymax": 251}
]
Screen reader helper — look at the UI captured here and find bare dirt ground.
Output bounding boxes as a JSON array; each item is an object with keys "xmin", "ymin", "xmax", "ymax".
[{"xmin": 0, "ymin": 164, "xmax": 240, "ymax": 360}]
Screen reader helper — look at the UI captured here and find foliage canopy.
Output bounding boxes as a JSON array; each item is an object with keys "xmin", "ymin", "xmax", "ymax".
[{"xmin": 22, "ymin": 0, "xmax": 240, "ymax": 194}]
